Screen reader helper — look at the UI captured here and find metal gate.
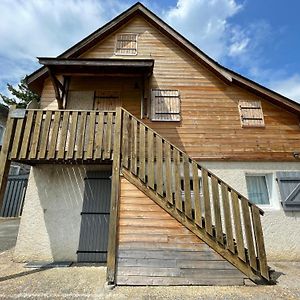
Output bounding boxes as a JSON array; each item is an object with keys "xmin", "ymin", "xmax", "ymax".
[
  {"xmin": 0, "ymin": 175, "xmax": 28, "ymax": 217},
  {"xmin": 77, "ymin": 171, "xmax": 112, "ymax": 263}
]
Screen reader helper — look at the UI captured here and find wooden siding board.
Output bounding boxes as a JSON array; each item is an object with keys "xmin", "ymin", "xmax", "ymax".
[{"xmin": 116, "ymin": 177, "xmax": 244, "ymax": 286}]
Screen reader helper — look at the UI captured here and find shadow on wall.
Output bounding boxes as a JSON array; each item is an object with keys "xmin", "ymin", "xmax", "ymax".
[{"xmin": 35, "ymin": 164, "xmax": 111, "ymax": 262}]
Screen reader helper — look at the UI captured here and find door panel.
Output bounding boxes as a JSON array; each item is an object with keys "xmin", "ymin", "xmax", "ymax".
[{"xmin": 77, "ymin": 171, "xmax": 112, "ymax": 262}]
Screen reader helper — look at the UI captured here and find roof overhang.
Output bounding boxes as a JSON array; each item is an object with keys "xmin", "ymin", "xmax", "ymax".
[{"xmin": 38, "ymin": 57, "xmax": 154, "ymax": 77}]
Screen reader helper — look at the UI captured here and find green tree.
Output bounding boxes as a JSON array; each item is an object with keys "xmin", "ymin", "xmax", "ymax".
[{"xmin": 0, "ymin": 77, "xmax": 40, "ymax": 108}]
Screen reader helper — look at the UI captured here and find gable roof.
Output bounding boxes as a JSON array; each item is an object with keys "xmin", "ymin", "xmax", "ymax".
[{"xmin": 27, "ymin": 2, "xmax": 300, "ymax": 115}]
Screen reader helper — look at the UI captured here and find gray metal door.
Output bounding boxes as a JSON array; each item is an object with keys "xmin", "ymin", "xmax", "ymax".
[{"xmin": 77, "ymin": 171, "xmax": 111, "ymax": 262}]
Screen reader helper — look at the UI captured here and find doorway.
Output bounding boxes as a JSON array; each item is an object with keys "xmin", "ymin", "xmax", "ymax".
[{"xmin": 77, "ymin": 170, "xmax": 112, "ymax": 263}]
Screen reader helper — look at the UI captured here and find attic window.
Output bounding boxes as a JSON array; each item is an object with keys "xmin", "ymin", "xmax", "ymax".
[
  {"xmin": 115, "ymin": 33, "xmax": 138, "ymax": 55},
  {"xmin": 151, "ymin": 89, "xmax": 181, "ymax": 121},
  {"xmin": 239, "ymin": 100, "xmax": 265, "ymax": 127}
]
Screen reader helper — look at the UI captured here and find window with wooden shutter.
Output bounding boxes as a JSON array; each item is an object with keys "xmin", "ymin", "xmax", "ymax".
[
  {"xmin": 151, "ymin": 89, "xmax": 181, "ymax": 121},
  {"xmin": 115, "ymin": 33, "xmax": 138, "ymax": 55},
  {"xmin": 276, "ymin": 172, "xmax": 300, "ymax": 211},
  {"xmin": 238, "ymin": 100, "xmax": 265, "ymax": 127}
]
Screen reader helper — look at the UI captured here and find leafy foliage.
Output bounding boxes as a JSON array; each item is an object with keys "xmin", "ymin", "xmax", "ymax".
[{"xmin": 0, "ymin": 77, "xmax": 40, "ymax": 108}]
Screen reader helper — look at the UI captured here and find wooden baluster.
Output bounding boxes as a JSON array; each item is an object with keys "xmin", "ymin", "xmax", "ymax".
[
  {"xmin": 183, "ymin": 155, "xmax": 192, "ymax": 220},
  {"xmin": 121, "ymin": 112, "xmax": 129, "ymax": 168},
  {"xmin": 174, "ymin": 150, "xmax": 182, "ymax": 212},
  {"xmin": 104, "ymin": 112, "xmax": 113, "ymax": 160},
  {"xmin": 165, "ymin": 143, "xmax": 173, "ymax": 204},
  {"xmin": 19, "ymin": 111, "xmax": 34, "ymax": 159},
  {"xmin": 130, "ymin": 118, "xmax": 138, "ymax": 175},
  {"xmin": 94, "ymin": 112, "xmax": 104, "ymax": 160},
  {"xmin": 139, "ymin": 124, "xmax": 146, "ymax": 182},
  {"xmin": 221, "ymin": 183, "xmax": 235, "ymax": 253},
  {"xmin": 252, "ymin": 206, "xmax": 269, "ymax": 279},
  {"xmin": 202, "ymin": 169, "xmax": 213, "ymax": 236},
  {"xmin": 29, "ymin": 111, "xmax": 43, "ymax": 159},
  {"xmin": 76, "ymin": 111, "xmax": 87, "ymax": 160},
  {"xmin": 211, "ymin": 176, "xmax": 223, "ymax": 244},
  {"xmin": 241, "ymin": 198, "xmax": 257, "ymax": 271},
  {"xmin": 85, "ymin": 111, "xmax": 96, "ymax": 160},
  {"xmin": 48, "ymin": 111, "xmax": 61, "ymax": 159},
  {"xmin": 147, "ymin": 129, "xmax": 154, "ymax": 189},
  {"xmin": 192, "ymin": 162, "xmax": 202, "ymax": 227},
  {"xmin": 67, "ymin": 111, "xmax": 78, "ymax": 160},
  {"xmin": 231, "ymin": 191, "xmax": 246, "ymax": 262},
  {"xmin": 10, "ymin": 118, "xmax": 25, "ymax": 160},
  {"xmin": 155, "ymin": 136, "xmax": 163, "ymax": 196},
  {"xmin": 57, "ymin": 111, "xmax": 70, "ymax": 160}
]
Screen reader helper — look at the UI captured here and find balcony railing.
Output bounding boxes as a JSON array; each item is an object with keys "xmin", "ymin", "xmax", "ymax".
[{"xmin": 7, "ymin": 109, "xmax": 116, "ymax": 162}]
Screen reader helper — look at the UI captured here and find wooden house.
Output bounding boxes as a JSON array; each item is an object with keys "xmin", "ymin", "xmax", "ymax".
[{"xmin": 1, "ymin": 2, "xmax": 300, "ymax": 286}]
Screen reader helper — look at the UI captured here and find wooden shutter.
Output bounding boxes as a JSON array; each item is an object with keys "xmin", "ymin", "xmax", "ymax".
[
  {"xmin": 94, "ymin": 91, "xmax": 120, "ymax": 111},
  {"xmin": 115, "ymin": 33, "xmax": 137, "ymax": 55},
  {"xmin": 239, "ymin": 100, "xmax": 265, "ymax": 127},
  {"xmin": 276, "ymin": 172, "xmax": 300, "ymax": 211},
  {"xmin": 151, "ymin": 89, "xmax": 181, "ymax": 121}
]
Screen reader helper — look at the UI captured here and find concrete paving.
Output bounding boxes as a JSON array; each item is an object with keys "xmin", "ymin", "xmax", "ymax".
[{"xmin": 0, "ymin": 218, "xmax": 299, "ymax": 299}]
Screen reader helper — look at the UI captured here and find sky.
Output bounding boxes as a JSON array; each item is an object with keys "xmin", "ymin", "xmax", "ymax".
[{"xmin": 1, "ymin": 0, "xmax": 300, "ymax": 103}]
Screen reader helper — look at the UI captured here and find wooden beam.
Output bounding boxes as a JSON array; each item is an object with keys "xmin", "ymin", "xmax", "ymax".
[
  {"xmin": 47, "ymin": 67, "xmax": 63, "ymax": 109},
  {"xmin": 106, "ymin": 108, "xmax": 123, "ymax": 285},
  {"xmin": 0, "ymin": 107, "xmax": 16, "ymax": 210}
]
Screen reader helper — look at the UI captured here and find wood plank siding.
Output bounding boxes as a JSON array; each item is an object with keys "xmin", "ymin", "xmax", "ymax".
[
  {"xmin": 117, "ymin": 177, "xmax": 244, "ymax": 285},
  {"xmin": 39, "ymin": 15, "xmax": 300, "ymax": 161}
]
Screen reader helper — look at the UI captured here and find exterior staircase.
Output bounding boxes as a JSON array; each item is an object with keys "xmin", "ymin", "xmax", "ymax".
[{"xmin": 118, "ymin": 108, "xmax": 272, "ymax": 284}]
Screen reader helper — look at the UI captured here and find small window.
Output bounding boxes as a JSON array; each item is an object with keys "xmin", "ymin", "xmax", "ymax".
[
  {"xmin": 0, "ymin": 125, "xmax": 4, "ymax": 145},
  {"xmin": 246, "ymin": 175, "xmax": 270, "ymax": 205},
  {"xmin": 9, "ymin": 165, "xmax": 20, "ymax": 176},
  {"xmin": 115, "ymin": 33, "xmax": 138, "ymax": 55},
  {"xmin": 151, "ymin": 89, "xmax": 181, "ymax": 121},
  {"xmin": 239, "ymin": 100, "xmax": 265, "ymax": 127}
]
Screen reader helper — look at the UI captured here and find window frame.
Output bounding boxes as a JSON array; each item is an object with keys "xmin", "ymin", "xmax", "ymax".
[
  {"xmin": 114, "ymin": 33, "xmax": 138, "ymax": 56},
  {"xmin": 150, "ymin": 88, "xmax": 181, "ymax": 122},
  {"xmin": 238, "ymin": 100, "xmax": 265, "ymax": 128},
  {"xmin": 245, "ymin": 173, "xmax": 279, "ymax": 210}
]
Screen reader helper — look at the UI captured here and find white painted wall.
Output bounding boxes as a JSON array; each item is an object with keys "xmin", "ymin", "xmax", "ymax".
[
  {"xmin": 201, "ymin": 161, "xmax": 300, "ymax": 261},
  {"xmin": 14, "ymin": 164, "xmax": 111, "ymax": 262}
]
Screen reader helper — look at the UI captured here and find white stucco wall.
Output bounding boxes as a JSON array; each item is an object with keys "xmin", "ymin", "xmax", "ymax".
[
  {"xmin": 15, "ymin": 161, "xmax": 300, "ymax": 262},
  {"xmin": 201, "ymin": 161, "xmax": 300, "ymax": 261},
  {"xmin": 14, "ymin": 164, "xmax": 111, "ymax": 262}
]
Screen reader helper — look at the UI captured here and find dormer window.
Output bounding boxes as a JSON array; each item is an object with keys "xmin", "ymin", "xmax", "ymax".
[
  {"xmin": 115, "ymin": 33, "xmax": 138, "ymax": 55},
  {"xmin": 238, "ymin": 100, "xmax": 265, "ymax": 127}
]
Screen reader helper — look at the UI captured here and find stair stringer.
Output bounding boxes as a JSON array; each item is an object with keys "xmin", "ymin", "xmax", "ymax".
[{"xmin": 122, "ymin": 168, "xmax": 265, "ymax": 284}]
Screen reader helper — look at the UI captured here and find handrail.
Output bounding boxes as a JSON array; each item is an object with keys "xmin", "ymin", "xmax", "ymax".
[{"xmin": 119, "ymin": 107, "xmax": 270, "ymax": 282}]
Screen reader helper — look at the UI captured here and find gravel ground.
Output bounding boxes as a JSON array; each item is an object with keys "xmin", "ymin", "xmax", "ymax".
[
  {"xmin": 0, "ymin": 218, "xmax": 299, "ymax": 299},
  {"xmin": 0, "ymin": 249, "xmax": 299, "ymax": 300}
]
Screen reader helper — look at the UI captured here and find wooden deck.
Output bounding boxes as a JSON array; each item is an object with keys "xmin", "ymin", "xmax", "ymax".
[{"xmin": 0, "ymin": 107, "xmax": 271, "ymax": 285}]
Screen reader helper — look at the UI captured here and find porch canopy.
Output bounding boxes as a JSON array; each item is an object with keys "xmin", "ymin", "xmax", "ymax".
[{"xmin": 37, "ymin": 57, "xmax": 155, "ymax": 108}]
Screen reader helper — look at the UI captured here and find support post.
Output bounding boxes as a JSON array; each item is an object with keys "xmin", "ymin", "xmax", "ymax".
[
  {"xmin": 47, "ymin": 67, "xmax": 63, "ymax": 109},
  {"xmin": 106, "ymin": 107, "xmax": 123, "ymax": 285},
  {"xmin": 0, "ymin": 107, "xmax": 16, "ymax": 210}
]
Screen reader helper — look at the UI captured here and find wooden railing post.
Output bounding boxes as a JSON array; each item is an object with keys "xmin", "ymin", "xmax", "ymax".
[
  {"xmin": 106, "ymin": 107, "xmax": 122, "ymax": 285},
  {"xmin": 0, "ymin": 106, "xmax": 16, "ymax": 210}
]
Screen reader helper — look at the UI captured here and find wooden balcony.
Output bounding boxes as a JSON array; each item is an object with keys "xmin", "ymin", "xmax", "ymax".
[{"xmin": 5, "ymin": 109, "xmax": 117, "ymax": 163}]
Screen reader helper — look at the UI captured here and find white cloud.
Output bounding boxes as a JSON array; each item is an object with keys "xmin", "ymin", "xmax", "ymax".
[
  {"xmin": 0, "ymin": 0, "xmax": 129, "ymax": 94},
  {"xmin": 164, "ymin": 0, "xmax": 243, "ymax": 60},
  {"xmin": 269, "ymin": 74, "xmax": 300, "ymax": 103}
]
